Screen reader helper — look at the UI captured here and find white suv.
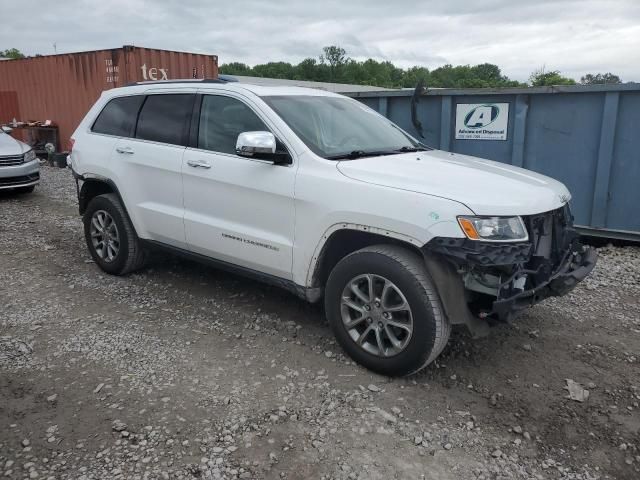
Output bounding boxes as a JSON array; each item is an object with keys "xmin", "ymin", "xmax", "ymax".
[{"xmin": 69, "ymin": 80, "xmax": 596, "ymax": 375}]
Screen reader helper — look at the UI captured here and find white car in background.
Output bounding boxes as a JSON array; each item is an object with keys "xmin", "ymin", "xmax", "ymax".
[{"xmin": 0, "ymin": 126, "xmax": 39, "ymax": 193}]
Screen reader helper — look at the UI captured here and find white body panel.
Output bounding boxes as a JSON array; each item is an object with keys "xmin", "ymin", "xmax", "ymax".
[
  {"xmin": 336, "ymin": 150, "xmax": 569, "ymax": 216},
  {"xmin": 112, "ymin": 137, "xmax": 187, "ymax": 247},
  {"xmin": 290, "ymin": 150, "xmax": 472, "ymax": 285},
  {"xmin": 182, "ymin": 146, "xmax": 297, "ymax": 279},
  {"xmin": 70, "ymin": 82, "xmax": 572, "ymax": 290}
]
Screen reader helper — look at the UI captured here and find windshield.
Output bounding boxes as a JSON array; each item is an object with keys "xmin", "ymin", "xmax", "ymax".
[{"xmin": 261, "ymin": 95, "xmax": 427, "ymax": 160}]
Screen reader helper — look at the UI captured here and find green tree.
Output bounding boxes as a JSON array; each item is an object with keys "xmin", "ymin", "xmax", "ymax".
[
  {"xmin": 471, "ymin": 63, "xmax": 523, "ymax": 88},
  {"xmin": 217, "ymin": 46, "xmax": 531, "ymax": 89},
  {"xmin": 401, "ymin": 66, "xmax": 430, "ymax": 88},
  {"xmin": 0, "ymin": 48, "xmax": 25, "ymax": 59},
  {"xmin": 321, "ymin": 46, "xmax": 347, "ymax": 69},
  {"xmin": 320, "ymin": 46, "xmax": 348, "ymax": 82},
  {"xmin": 219, "ymin": 62, "xmax": 253, "ymax": 75},
  {"xmin": 251, "ymin": 61, "xmax": 296, "ymax": 79},
  {"xmin": 429, "ymin": 65, "xmax": 480, "ymax": 88},
  {"xmin": 580, "ymin": 72, "xmax": 622, "ymax": 85},
  {"xmin": 529, "ymin": 68, "xmax": 576, "ymax": 86},
  {"xmin": 295, "ymin": 58, "xmax": 319, "ymax": 80}
]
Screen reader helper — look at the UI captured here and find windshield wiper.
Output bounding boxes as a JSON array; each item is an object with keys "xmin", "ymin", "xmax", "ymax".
[
  {"xmin": 326, "ymin": 146, "xmax": 428, "ymax": 160},
  {"xmin": 326, "ymin": 150, "xmax": 398, "ymax": 160},
  {"xmin": 395, "ymin": 146, "xmax": 427, "ymax": 153}
]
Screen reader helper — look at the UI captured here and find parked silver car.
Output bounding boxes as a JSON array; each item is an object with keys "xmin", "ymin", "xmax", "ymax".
[{"xmin": 0, "ymin": 126, "xmax": 39, "ymax": 193}]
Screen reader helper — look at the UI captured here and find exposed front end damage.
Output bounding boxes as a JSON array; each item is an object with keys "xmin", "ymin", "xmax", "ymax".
[{"xmin": 423, "ymin": 205, "xmax": 597, "ymax": 334}]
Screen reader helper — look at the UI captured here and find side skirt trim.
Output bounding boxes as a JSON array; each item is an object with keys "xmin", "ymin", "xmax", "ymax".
[{"xmin": 140, "ymin": 239, "xmax": 315, "ymax": 301}]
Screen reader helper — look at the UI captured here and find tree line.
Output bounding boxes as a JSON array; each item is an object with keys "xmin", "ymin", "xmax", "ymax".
[
  {"xmin": 220, "ymin": 46, "xmax": 624, "ymax": 88},
  {"xmin": 2, "ymin": 46, "xmax": 625, "ymax": 88}
]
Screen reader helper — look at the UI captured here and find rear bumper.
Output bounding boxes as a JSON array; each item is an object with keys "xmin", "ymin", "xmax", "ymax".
[{"xmin": 0, "ymin": 160, "xmax": 40, "ymax": 190}]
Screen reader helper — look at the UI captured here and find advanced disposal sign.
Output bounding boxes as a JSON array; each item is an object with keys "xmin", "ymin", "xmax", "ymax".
[{"xmin": 455, "ymin": 103, "xmax": 509, "ymax": 140}]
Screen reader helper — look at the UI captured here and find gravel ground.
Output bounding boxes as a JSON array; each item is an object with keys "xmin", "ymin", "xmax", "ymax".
[{"xmin": 1, "ymin": 166, "xmax": 639, "ymax": 480}]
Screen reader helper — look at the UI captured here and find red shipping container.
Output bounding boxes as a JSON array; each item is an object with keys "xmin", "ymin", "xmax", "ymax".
[{"xmin": 0, "ymin": 45, "xmax": 218, "ymax": 149}]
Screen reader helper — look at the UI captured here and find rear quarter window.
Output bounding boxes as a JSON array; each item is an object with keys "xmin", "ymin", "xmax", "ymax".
[{"xmin": 92, "ymin": 95, "xmax": 144, "ymax": 137}]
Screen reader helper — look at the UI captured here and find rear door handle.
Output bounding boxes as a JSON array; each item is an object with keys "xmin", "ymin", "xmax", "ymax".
[
  {"xmin": 116, "ymin": 147, "xmax": 134, "ymax": 155},
  {"xmin": 187, "ymin": 160, "xmax": 211, "ymax": 169}
]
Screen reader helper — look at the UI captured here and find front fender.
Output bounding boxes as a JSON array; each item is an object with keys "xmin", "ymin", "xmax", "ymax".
[{"xmin": 305, "ymin": 223, "xmax": 424, "ymax": 287}]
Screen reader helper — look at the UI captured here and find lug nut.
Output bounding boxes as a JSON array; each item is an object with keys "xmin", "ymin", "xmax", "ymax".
[
  {"xmin": 364, "ymin": 305, "xmax": 371, "ymax": 311},
  {"xmin": 374, "ymin": 301, "xmax": 381, "ymax": 308}
]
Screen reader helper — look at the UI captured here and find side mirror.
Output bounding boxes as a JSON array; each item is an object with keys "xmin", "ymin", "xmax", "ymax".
[
  {"xmin": 236, "ymin": 131, "xmax": 276, "ymax": 157},
  {"xmin": 236, "ymin": 131, "xmax": 292, "ymax": 165},
  {"xmin": 1, "ymin": 126, "xmax": 12, "ymax": 134}
]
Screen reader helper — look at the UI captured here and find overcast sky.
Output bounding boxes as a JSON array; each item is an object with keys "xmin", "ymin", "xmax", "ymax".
[{"xmin": 2, "ymin": 0, "xmax": 639, "ymax": 82}]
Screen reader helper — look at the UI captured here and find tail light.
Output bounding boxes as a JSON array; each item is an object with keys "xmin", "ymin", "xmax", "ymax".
[{"xmin": 69, "ymin": 138, "xmax": 75, "ymax": 152}]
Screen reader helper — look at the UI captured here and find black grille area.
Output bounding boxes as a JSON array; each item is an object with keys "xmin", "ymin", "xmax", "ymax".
[
  {"xmin": 427, "ymin": 237, "xmax": 532, "ymax": 266},
  {"xmin": 521, "ymin": 205, "xmax": 576, "ymax": 282},
  {"xmin": 0, "ymin": 154, "xmax": 24, "ymax": 166},
  {"xmin": 0, "ymin": 172, "xmax": 39, "ymax": 187}
]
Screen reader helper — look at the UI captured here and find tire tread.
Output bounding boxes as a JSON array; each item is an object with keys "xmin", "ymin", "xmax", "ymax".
[
  {"xmin": 339, "ymin": 244, "xmax": 451, "ymax": 374},
  {"xmin": 85, "ymin": 193, "xmax": 146, "ymax": 275}
]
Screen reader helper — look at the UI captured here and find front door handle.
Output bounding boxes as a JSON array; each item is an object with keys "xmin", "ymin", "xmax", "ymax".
[
  {"xmin": 187, "ymin": 160, "xmax": 211, "ymax": 169},
  {"xmin": 116, "ymin": 147, "xmax": 134, "ymax": 155}
]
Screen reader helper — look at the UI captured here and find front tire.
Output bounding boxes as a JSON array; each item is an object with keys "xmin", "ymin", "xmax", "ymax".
[
  {"xmin": 325, "ymin": 245, "xmax": 450, "ymax": 376},
  {"xmin": 83, "ymin": 193, "xmax": 146, "ymax": 275}
]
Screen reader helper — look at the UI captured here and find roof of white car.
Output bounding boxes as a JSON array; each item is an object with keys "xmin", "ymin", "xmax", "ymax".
[{"xmin": 105, "ymin": 80, "xmax": 344, "ymax": 98}]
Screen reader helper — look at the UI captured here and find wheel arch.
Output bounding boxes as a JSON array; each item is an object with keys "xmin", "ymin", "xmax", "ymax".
[
  {"xmin": 78, "ymin": 176, "xmax": 139, "ymax": 240},
  {"xmin": 79, "ymin": 176, "xmax": 124, "ymax": 215},
  {"xmin": 307, "ymin": 224, "xmax": 424, "ymax": 292}
]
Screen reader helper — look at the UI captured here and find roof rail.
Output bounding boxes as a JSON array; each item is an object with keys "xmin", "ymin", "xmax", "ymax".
[
  {"xmin": 125, "ymin": 78, "xmax": 228, "ymax": 87},
  {"xmin": 217, "ymin": 74, "xmax": 239, "ymax": 82}
]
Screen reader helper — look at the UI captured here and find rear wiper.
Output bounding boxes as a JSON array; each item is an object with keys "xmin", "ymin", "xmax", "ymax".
[
  {"xmin": 395, "ymin": 146, "xmax": 427, "ymax": 153},
  {"xmin": 326, "ymin": 150, "xmax": 397, "ymax": 160}
]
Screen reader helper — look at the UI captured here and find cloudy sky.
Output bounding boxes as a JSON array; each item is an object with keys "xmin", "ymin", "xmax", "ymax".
[{"xmin": 2, "ymin": 0, "xmax": 639, "ymax": 82}]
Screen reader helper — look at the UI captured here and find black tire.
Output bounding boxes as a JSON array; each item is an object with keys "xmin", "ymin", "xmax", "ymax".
[
  {"xmin": 83, "ymin": 193, "xmax": 146, "ymax": 275},
  {"xmin": 325, "ymin": 244, "xmax": 450, "ymax": 376},
  {"xmin": 15, "ymin": 185, "xmax": 35, "ymax": 194}
]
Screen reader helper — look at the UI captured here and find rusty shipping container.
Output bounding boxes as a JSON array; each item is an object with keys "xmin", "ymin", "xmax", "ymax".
[{"xmin": 0, "ymin": 45, "xmax": 218, "ymax": 149}]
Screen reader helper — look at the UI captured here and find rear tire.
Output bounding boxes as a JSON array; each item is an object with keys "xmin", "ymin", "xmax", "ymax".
[
  {"xmin": 325, "ymin": 244, "xmax": 450, "ymax": 376},
  {"xmin": 83, "ymin": 193, "xmax": 146, "ymax": 275}
]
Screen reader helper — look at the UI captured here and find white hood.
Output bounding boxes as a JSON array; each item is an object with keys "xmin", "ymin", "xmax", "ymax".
[
  {"xmin": 0, "ymin": 132, "xmax": 30, "ymax": 156},
  {"xmin": 337, "ymin": 149, "xmax": 571, "ymax": 216}
]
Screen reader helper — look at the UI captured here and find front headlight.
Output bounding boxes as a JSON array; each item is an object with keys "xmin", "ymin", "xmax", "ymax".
[
  {"xmin": 457, "ymin": 216, "xmax": 528, "ymax": 242},
  {"xmin": 23, "ymin": 149, "xmax": 36, "ymax": 163}
]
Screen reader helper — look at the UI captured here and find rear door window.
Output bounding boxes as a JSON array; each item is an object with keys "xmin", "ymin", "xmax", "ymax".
[
  {"xmin": 135, "ymin": 94, "xmax": 195, "ymax": 146},
  {"xmin": 92, "ymin": 95, "xmax": 144, "ymax": 137}
]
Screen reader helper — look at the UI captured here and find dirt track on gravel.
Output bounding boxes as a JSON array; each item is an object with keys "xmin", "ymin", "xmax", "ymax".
[{"xmin": 1, "ymin": 166, "xmax": 639, "ymax": 480}]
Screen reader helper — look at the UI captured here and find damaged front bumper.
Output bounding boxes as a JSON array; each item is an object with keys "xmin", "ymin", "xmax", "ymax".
[
  {"xmin": 424, "ymin": 205, "xmax": 597, "ymax": 325},
  {"xmin": 489, "ymin": 240, "xmax": 596, "ymax": 319}
]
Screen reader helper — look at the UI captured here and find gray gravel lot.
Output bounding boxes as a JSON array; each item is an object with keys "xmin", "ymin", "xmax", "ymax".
[{"xmin": 1, "ymin": 166, "xmax": 639, "ymax": 479}]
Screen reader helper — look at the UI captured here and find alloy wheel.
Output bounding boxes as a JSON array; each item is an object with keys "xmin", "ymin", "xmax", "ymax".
[
  {"xmin": 90, "ymin": 210, "xmax": 120, "ymax": 262},
  {"xmin": 340, "ymin": 274, "xmax": 413, "ymax": 357}
]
